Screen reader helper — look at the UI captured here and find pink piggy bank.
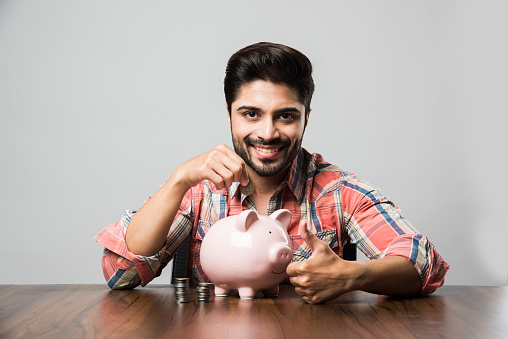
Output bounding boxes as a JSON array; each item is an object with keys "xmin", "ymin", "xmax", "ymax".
[{"xmin": 200, "ymin": 209, "xmax": 293, "ymax": 299}]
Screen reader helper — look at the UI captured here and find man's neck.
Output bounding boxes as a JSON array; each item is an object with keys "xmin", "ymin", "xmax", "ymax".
[{"xmin": 246, "ymin": 165, "xmax": 290, "ymax": 200}]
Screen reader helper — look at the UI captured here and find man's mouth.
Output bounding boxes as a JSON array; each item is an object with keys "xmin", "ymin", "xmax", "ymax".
[
  {"xmin": 253, "ymin": 145, "xmax": 282, "ymax": 154},
  {"xmin": 251, "ymin": 145, "xmax": 285, "ymax": 159}
]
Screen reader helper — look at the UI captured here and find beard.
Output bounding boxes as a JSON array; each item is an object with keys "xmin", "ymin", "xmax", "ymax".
[{"xmin": 232, "ymin": 135, "xmax": 303, "ymax": 177}]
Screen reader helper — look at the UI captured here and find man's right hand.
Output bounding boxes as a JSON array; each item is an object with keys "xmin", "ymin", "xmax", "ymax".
[
  {"xmin": 125, "ymin": 144, "xmax": 248, "ymax": 256},
  {"xmin": 173, "ymin": 144, "xmax": 249, "ymax": 191}
]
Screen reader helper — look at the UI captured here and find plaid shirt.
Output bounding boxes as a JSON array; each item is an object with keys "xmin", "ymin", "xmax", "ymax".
[{"xmin": 94, "ymin": 148, "xmax": 449, "ymax": 294}]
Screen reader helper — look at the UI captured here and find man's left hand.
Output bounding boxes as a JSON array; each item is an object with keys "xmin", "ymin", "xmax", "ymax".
[{"xmin": 286, "ymin": 221, "xmax": 358, "ymax": 304}]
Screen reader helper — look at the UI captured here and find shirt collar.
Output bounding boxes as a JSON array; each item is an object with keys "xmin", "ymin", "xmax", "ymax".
[
  {"xmin": 286, "ymin": 147, "xmax": 308, "ymax": 202},
  {"xmin": 229, "ymin": 148, "xmax": 308, "ymax": 203},
  {"xmin": 229, "ymin": 182, "xmax": 241, "ymax": 200}
]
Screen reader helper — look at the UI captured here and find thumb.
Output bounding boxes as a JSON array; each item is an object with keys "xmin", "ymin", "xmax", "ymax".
[{"xmin": 299, "ymin": 220, "xmax": 326, "ymax": 256}]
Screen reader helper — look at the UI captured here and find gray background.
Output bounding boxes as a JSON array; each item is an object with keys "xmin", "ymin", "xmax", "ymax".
[{"xmin": 1, "ymin": 0, "xmax": 506, "ymax": 286}]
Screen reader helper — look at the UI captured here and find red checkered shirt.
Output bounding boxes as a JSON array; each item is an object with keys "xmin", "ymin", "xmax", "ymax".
[{"xmin": 94, "ymin": 148, "xmax": 449, "ymax": 294}]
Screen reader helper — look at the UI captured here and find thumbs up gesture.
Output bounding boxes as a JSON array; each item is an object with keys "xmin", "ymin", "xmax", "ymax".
[{"xmin": 286, "ymin": 221, "xmax": 357, "ymax": 304}]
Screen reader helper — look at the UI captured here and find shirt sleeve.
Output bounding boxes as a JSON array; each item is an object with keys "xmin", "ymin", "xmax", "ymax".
[
  {"xmin": 340, "ymin": 175, "xmax": 449, "ymax": 295},
  {"xmin": 93, "ymin": 189, "xmax": 194, "ymax": 289}
]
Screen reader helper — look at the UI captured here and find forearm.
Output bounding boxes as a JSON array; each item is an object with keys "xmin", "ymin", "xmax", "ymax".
[
  {"xmin": 125, "ymin": 144, "xmax": 249, "ymax": 256},
  {"xmin": 125, "ymin": 174, "xmax": 189, "ymax": 256},
  {"xmin": 353, "ymin": 255, "xmax": 422, "ymax": 296}
]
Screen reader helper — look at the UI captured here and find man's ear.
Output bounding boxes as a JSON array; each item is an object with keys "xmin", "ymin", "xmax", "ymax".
[
  {"xmin": 305, "ymin": 109, "xmax": 311, "ymax": 129},
  {"xmin": 226, "ymin": 103, "xmax": 231, "ymax": 126}
]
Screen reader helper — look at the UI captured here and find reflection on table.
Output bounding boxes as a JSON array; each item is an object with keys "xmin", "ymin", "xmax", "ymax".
[{"xmin": 0, "ymin": 284, "xmax": 506, "ymax": 338}]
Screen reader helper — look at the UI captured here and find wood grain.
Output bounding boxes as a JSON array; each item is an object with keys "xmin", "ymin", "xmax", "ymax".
[{"xmin": 0, "ymin": 285, "xmax": 506, "ymax": 338}]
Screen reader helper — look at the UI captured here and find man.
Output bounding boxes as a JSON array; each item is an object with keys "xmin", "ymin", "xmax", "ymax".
[{"xmin": 94, "ymin": 42, "xmax": 449, "ymax": 304}]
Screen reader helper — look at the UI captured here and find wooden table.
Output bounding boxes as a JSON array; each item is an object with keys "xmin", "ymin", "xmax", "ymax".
[{"xmin": 0, "ymin": 284, "xmax": 506, "ymax": 338}]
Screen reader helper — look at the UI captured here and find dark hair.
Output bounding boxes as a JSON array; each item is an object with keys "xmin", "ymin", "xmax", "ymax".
[{"xmin": 224, "ymin": 42, "xmax": 314, "ymax": 114}]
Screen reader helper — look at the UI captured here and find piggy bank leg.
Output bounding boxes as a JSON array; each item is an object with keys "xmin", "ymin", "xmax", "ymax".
[
  {"xmin": 214, "ymin": 286, "xmax": 231, "ymax": 297},
  {"xmin": 238, "ymin": 287, "xmax": 257, "ymax": 299},
  {"xmin": 262, "ymin": 286, "xmax": 279, "ymax": 297}
]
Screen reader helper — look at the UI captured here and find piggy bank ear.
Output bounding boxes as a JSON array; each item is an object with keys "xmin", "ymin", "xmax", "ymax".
[
  {"xmin": 236, "ymin": 210, "xmax": 259, "ymax": 232},
  {"xmin": 270, "ymin": 209, "xmax": 292, "ymax": 230}
]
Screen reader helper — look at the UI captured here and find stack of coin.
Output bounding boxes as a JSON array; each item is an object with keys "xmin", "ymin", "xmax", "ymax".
[
  {"xmin": 197, "ymin": 282, "xmax": 214, "ymax": 303},
  {"xmin": 174, "ymin": 277, "xmax": 190, "ymax": 303}
]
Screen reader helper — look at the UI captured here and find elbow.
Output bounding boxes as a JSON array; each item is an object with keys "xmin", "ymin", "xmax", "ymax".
[
  {"xmin": 105, "ymin": 269, "xmax": 141, "ymax": 290},
  {"xmin": 420, "ymin": 256, "xmax": 450, "ymax": 295},
  {"xmin": 100, "ymin": 249, "xmax": 141, "ymax": 290},
  {"xmin": 108, "ymin": 280, "xmax": 127, "ymax": 290}
]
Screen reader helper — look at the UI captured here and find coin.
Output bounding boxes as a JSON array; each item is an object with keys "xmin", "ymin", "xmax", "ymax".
[
  {"xmin": 174, "ymin": 277, "xmax": 190, "ymax": 303},
  {"xmin": 197, "ymin": 283, "xmax": 214, "ymax": 303},
  {"xmin": 240, "ymin": 181, "xmax": 255, "ymax": 196}
]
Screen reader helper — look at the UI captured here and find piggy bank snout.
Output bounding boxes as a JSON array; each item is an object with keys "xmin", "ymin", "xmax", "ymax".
[{"xmin": 269, "ymin": 244, "xmax": 293, "ymax": 266}]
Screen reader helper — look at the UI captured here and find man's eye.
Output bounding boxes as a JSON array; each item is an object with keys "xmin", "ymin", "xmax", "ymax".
[
  {"xmin": 244, "ymin": 111, "xmax": 258, "ymax": 118},
  {"xmin": 279, "ymin": 113, "xmax": 294, "ymax": 121}
]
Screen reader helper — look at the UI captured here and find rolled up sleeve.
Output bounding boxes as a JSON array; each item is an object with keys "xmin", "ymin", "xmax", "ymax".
[
  {"xmin": 94, "ymin": 190, "xmax": 194, "ymax": 289},
  {"xmin": 341, "ymin": 175, "xmax": 450, "ymax": 295}
]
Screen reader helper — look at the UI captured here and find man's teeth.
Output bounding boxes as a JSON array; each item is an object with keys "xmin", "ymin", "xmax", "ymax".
[{"xmin": 254, "ymin": 146, "xmax": 281, "ymax": 153}]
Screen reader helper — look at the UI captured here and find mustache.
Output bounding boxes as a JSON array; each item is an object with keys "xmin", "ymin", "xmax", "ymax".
[{"xmin": 245, "ymin": 137, "xmax": 291, "ymax": 147}]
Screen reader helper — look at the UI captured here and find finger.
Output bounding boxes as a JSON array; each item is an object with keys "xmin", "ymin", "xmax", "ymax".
[
  {"xmin": 286, "ymin": 262, "xmax": 297, "ymax": 277},
  {"xmin": 299, "ymin": 220, "xmax": 316, "ymax": 251},
  {"xmin": 209, "ymin": 162, "xmax": 238, "ymax": 190},
  {"xmin": 206, "ymin": 168, "xmax": 227, "ymax": 190},
  {"xmin": 288, "ymin": 267, "xmax": 309, "ymax": 288},
  {"xmin": 293, "ymin": 286, "xmax": 307, "ymax": 297},
  {"xmin": 298, "ymin": 220, "xmax": 309, "ymax": 236},
  {"xmin": 302, "ymin": 295, "xmax": 319, "ymax": 304},
  {"xmin": 299, "ymin": 220, "xmax": 327, "ymax": 255},
  {"xmin": 223, "ymin": 146, "xmax": 249, "ymax": 185},
  {"xmin": 220, "ymin": 153, "xmax": 247, "ymax": 186},
  {"xmin": 289, "ymin": 276, "xmax": 300, "ymax": 287},
  {"xmin": 205, "ymin": 148, "xmax": 242, "ymax": 188},
  {"xmin": 239, "ymin": 162, "xmax": 249, "ymax": 186}
]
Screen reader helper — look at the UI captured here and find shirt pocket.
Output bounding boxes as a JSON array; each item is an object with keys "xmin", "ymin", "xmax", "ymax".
[{"xmin": 290, "ymin": 229, "xmax": 338, "ymax": 262}]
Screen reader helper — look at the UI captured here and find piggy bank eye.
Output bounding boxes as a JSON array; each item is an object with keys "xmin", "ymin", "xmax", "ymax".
[{"xmin": 269, "ymin": 231, "xmax": 272, "ymax": 234}]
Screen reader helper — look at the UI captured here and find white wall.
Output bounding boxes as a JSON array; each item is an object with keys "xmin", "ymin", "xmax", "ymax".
[{"xmin": 0, "ymin": 0, "xmax": 506, "ymax": 286}]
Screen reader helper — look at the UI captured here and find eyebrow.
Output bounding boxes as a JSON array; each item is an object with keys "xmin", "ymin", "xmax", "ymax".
[{"xmin": 237, "ymin": 106, "xmax": 302, "ymax": 115}]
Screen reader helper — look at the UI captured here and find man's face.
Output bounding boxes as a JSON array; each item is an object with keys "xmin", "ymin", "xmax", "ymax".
[{"xmin": 228, "ymin": 80, "xmax": 309, "ymax": 177}]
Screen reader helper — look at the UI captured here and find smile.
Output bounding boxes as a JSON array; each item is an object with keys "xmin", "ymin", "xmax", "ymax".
[{"xmin": 253, "ymin": 146, "xmax": 281, "ymax": 153}]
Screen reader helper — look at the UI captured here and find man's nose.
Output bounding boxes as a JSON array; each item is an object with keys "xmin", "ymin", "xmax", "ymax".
[{"xmin": 256, "ymin": 118, "xmax": 279, "ymax": 141}]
